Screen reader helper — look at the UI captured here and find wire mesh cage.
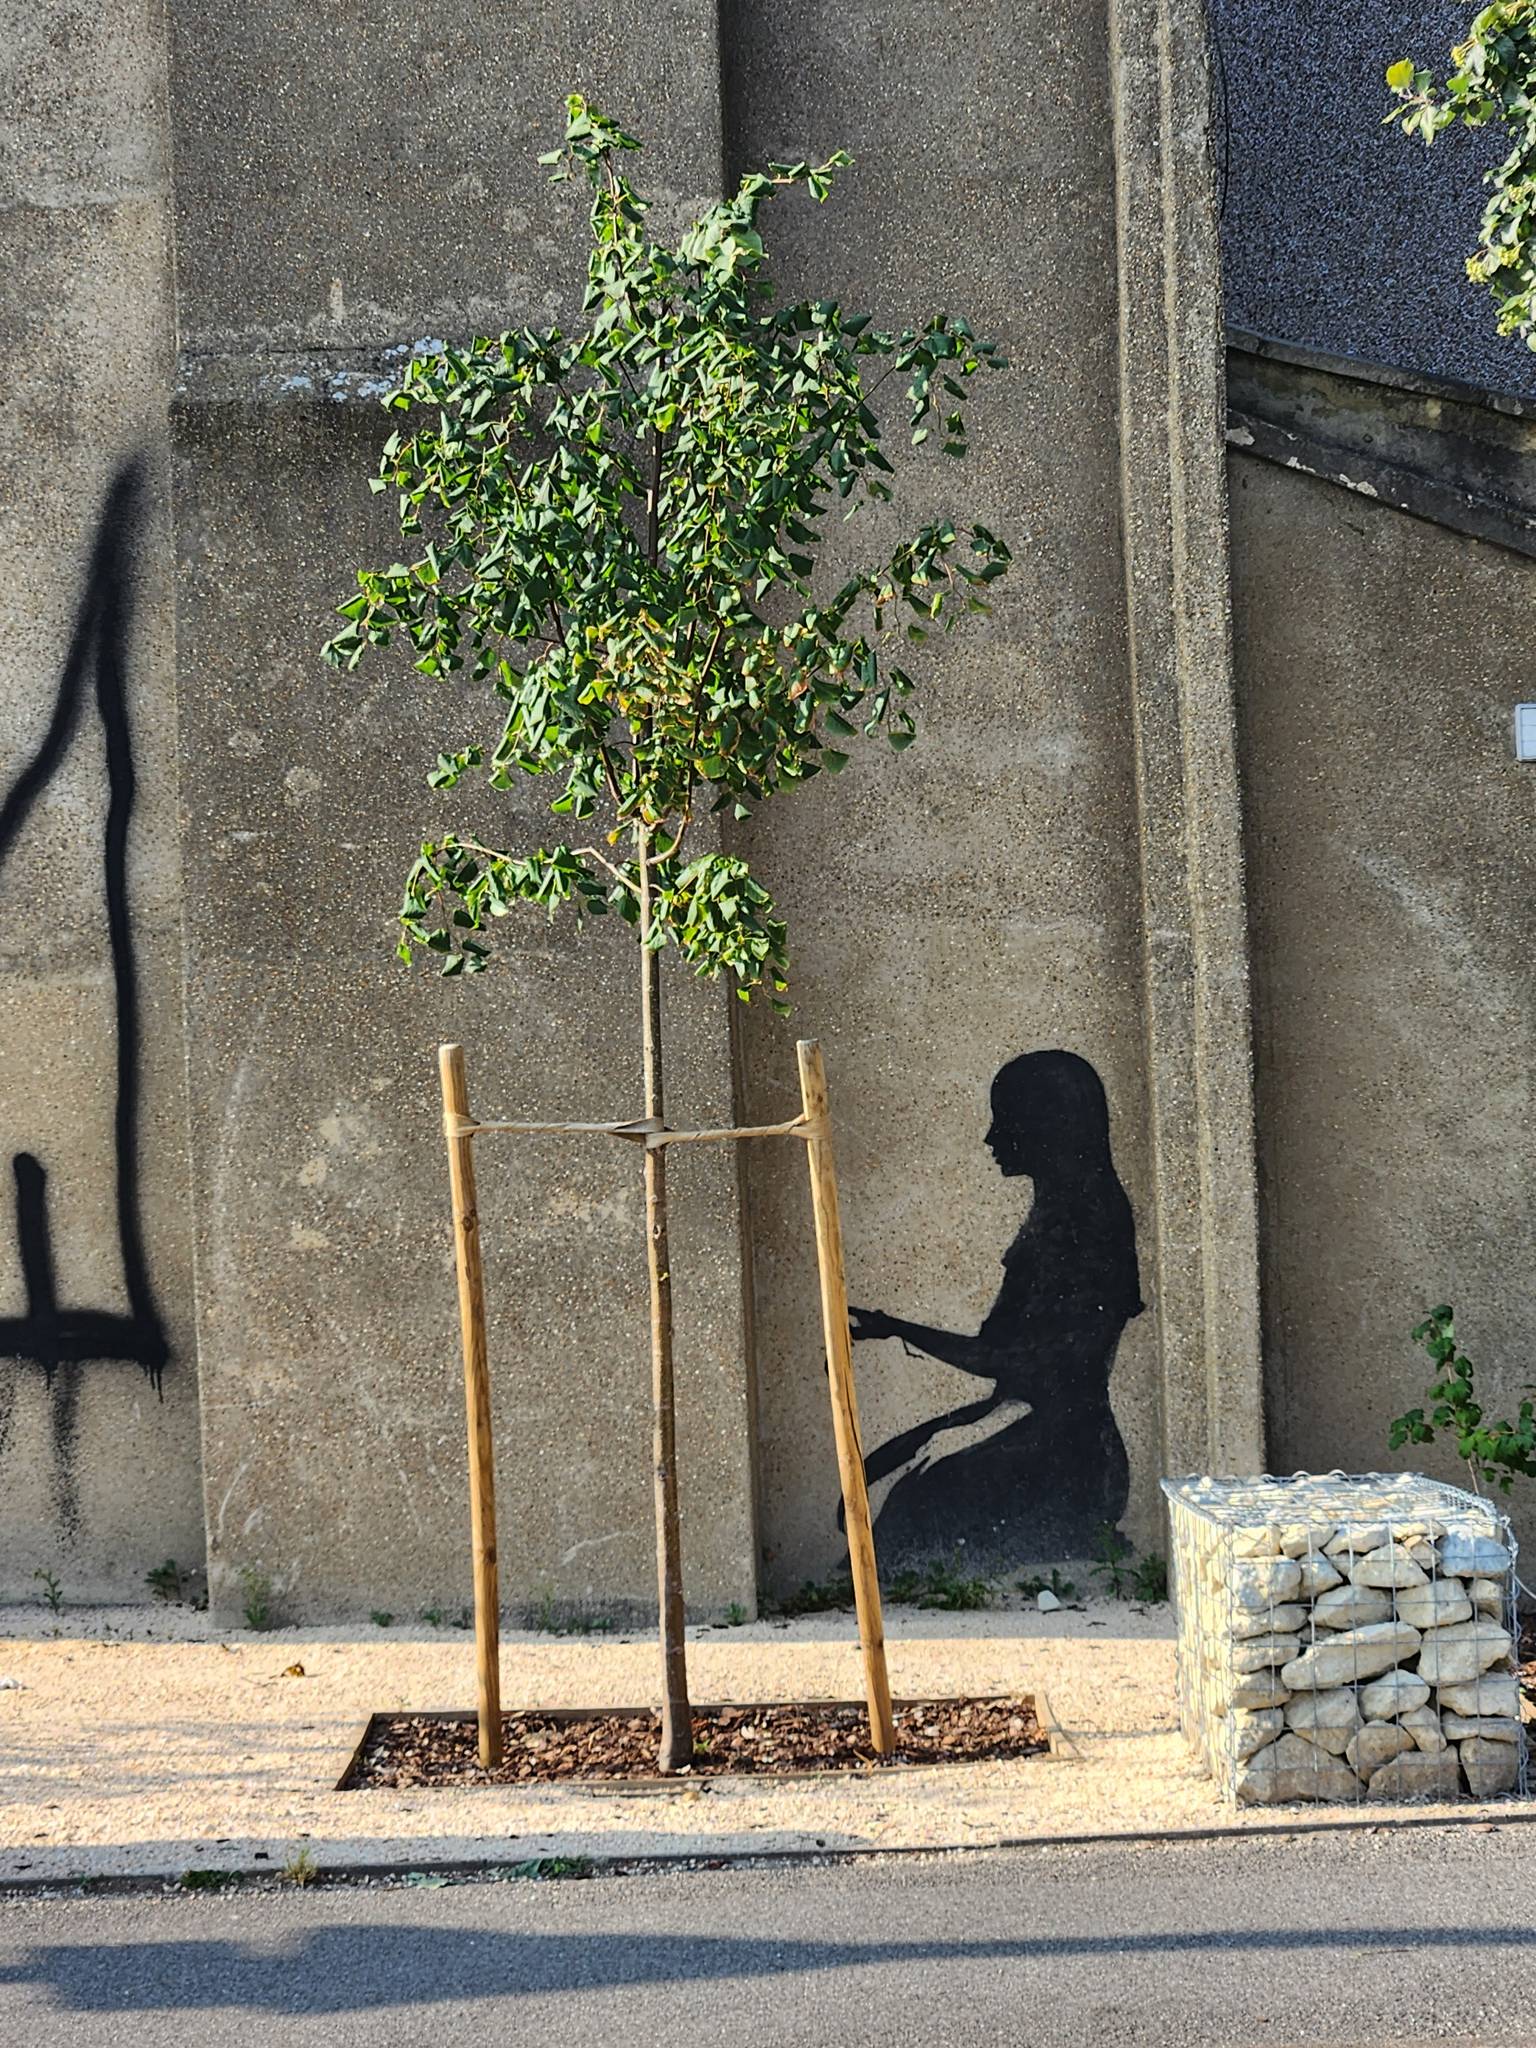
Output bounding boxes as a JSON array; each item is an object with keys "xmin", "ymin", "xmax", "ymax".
[{"xmin": 1162, "ymin": 1473, "xmax": 1527, "ymax": 1806}]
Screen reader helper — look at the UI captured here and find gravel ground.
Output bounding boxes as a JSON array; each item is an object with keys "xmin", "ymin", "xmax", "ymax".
[{"xmin": 1, "ymin": 1598, "xmax": 1529, "ymax": 1885}]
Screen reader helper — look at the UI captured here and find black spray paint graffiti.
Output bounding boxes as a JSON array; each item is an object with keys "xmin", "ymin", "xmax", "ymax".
[
  {"xmin": 0, "ymin": 462, "xmax": 169, "ymax": 1474},
  {"xmin": 848, "ymin": 1050, "xmax": 1142, "ymax": 1565}
]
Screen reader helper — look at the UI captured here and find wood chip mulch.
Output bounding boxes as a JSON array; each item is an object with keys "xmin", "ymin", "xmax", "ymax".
[{"xmin": 343, "ymin": 1697, "xmax": 1044, "ymax": 1788}]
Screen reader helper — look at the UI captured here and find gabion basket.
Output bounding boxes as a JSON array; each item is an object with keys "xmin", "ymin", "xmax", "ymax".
[{"xmin": 1162, "ymin": 1472, "xmax": 1527, "ymax": 1806}]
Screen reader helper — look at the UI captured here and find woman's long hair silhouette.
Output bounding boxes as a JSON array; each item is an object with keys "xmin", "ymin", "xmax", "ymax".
[{"xmin": 847, "ymin": 1049, "xmax": 1142, "ymax": 1564}]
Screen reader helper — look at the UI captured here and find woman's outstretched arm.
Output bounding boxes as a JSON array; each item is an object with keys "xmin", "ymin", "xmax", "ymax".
[{"xmin": 847, "ymin": 1306, "xmax": 1000, "ymax": 1380}]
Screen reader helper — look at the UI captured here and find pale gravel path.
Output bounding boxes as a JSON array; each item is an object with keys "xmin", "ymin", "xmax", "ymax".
[{"xmin": 0, "ymin": 1600, "xmax": 1528, "ymax": 1883}]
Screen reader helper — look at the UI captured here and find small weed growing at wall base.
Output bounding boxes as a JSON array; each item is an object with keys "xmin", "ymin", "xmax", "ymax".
[
  {"xmin": 886, "ymin": 1559, "xmax": 992, "ymax": 1611},
  {"xmin": 1018, "ymin": 1568, "xmax": 1078, "ymax": 1602},
  {"xmin": 146, "ymin": 1559, "xmax": 183, "ymax": 1603},
  {"xmin": 239, "ymin": 1567, "xmax": 274, "ymax": 1632},
  {"xmin": 281, "ymin": 1847, "xmax": 318, "ymax": 1887},
  {"xmin": 1090, "ymin": 1526, "xmax": 1168, "ymax": 1604},
  {"xmin": 532, "ymin": 1593, "xmax": 613, "ymax": 1636},
  {"xmin": 32, "ymin": 1568, "xmax": 63, "ymax": 1614},
  {"xmin": 773, "ymin": 1559, "xmax": 992, "ymax": 1616}
]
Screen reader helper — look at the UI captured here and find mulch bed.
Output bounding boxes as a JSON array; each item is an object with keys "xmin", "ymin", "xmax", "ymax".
[{"xmin": 343, "ymin": 1697, "xmax": 1044, "ymax": 1788}]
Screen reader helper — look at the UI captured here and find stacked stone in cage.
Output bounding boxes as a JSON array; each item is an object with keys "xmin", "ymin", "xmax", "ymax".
[{"xmin": 1163, "ymin": 1474, "xmax": 1526, "ymax": 1805}]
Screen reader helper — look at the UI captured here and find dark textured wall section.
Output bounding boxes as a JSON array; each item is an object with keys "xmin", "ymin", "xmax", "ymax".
[{"xmin": 1212, "ymin": 0, "xmax": 1536, "ymax": 399}]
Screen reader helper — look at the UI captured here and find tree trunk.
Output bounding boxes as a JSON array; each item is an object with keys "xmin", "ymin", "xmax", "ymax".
[{"xmin": 638, "ymin": 828, "xmax": 692, "ymax": 1772}]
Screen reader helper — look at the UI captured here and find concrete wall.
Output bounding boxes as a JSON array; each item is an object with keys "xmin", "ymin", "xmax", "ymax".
[
  {"xmin": 167, "ymin": 2, "xmax": 758, "ymax": 1624},
  {"xmin": 0, "ymin": 2, "xmax": 202, "ymax": 1600},
  {"xmin": 723, "ymin": 0, "xmax": 1164, "ymax": 1590},
  {"xmin": 1230, "ymin": 454, "xmax": 1536, "ymax": 1543},
  {"xmin": 5, "ymin": 0, "xmax": 1263, "ymax": 1616}
]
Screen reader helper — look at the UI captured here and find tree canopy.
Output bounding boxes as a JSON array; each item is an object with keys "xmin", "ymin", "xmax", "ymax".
[{"xmin": 323, "ymin": 97, "xmax": 1010, "ymax": 1006}]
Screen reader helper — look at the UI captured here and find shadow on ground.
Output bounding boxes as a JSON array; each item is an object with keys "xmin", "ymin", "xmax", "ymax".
[{"xmin": 6, "ymin": 1920, "xmax": 1536, "ymax": 2013}]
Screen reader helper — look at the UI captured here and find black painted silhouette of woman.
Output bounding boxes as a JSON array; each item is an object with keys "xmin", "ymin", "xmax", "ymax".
[{"xmin": 847, "ymin": 1050, "xmax": 1142, "ymax": 1565}]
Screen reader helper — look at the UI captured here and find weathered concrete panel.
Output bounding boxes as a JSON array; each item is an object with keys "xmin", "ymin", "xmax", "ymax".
[
  {"xmin": 724, "ymin": 0, "xmax": 1169, "ymax": 1589},
  {"xmin": 1231, "ymin": 453, "xmax": 1536, "ymax": 1548},
  {"xmin": 169, "ymin": 0, "xmax": 758, "ymax": 1624},
  {"xmin": 169, "ymin": 0, "xmax": 728, "ymax": 355},
  {"xmin": 0, "ymin": 3, "xmax": 201, "ymax": 1598}
]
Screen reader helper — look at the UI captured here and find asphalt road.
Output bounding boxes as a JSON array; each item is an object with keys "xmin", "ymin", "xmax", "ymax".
[{"xmin": 5, "ymin": 1827, "xmax": 1536, "ymax": 2046}]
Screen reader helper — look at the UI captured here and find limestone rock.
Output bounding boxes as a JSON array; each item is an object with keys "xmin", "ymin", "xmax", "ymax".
[
  {"xmin": 1280, "ymin": 1620, "xmax": 1422, "ymax": 1691},
  {"xmin": 1232, "ymin": 1634, "xmax": 1302, "ymax": 1673},
  {"xmin": 1436, "ymin": 1674, "xmax": 1522, "ymax": 1720},
  {"xmin": 1229, "ymin": 1708, "xmax": 1285, "ymax": 1762},
  {"xmin": 1399, "ymin": 1703, "xmax": 1446, "ymax": 1754},
  {"xmin": 1232, "ymin": 1526, "xmax": 1282, "ymax": 1559},
  {"xmin": 1347, "ymin": 1722, "xmax": 1415, "ymax": 1779},
  {"xmin": 1438, "ymin": 1530, "xmax": 1513, "ymax": 1578},
  {"xmin": 1405, "ymin": 1540, "xmax": 1436, "ymax": 1569},
  {"xmin": 1311, "ymin": 1584, "xmax": 1394, "ymax": 1631},
  {"xmin": 1440, "ymin": 1714, "xmax": 1521, "ymax": 1745},
  {"xmin": 1232, "ymin": 1603, "xmax": 1308, "ymax": 1640},
  {"xmin": 1226, "ymin": 1673, "xmax": 1291, "ymax": 1712},
  {"xmin": 1285, "ymin": 1687, "xmax": 1361, "ymax": 1756},
  {"xmin": 1236, "ymin": 1731, "xmax": 1362, "ymax": 1806},
  {"xmin": 1414, "ymin": 1620, "xmax": 1512, "ymax": 1687},
  {"xmin": 1392, "ymin": 1581, "xmax": 1472, "ymax": 1631},
  {"xmin": 1366, "ymin": 1747, "xmax": 1463, "ymax": 1802},
  {"xmin": 1229, "ymin": 1557, "xmax": 1303, "ymax": 1612},
  {"xmin": 1470, "ymin": 1576, "xmax": 1507, "ymax": 1618},
  {"xmin": 1349, "ymin": 1545, "xmax": 1427, "ymax": 1590},
  {"xmin": 1280, "ymin": 1523, "xmax": 1331, "ymax": 1559},
  {"xmin": 1460, "ymin": 1736, "xmax": 1521, "ymax": 1797},
  {"xmin": 1325, "ymin": 1524, "xmax": 1388, "ymax": 1558},
  {"xmin": 1358, "ymin": 1669, "xmax": 1431, "ymax": 1720},
  {"xmin": 1295, "ymin": 1554, "xmax": 1344, "ymax": 1598}
]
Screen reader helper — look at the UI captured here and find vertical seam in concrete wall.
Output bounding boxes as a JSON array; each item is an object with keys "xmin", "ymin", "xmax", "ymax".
[
  {"xmin": 714, "ymin": 0, "xmax": 765, "ymax": 1602},
  {"xmin": 157, "ymin": 0, "xmax": 218, "ymax": 1574},
  {"xmin": 1108, "ymin": 0, "xmax": 1264, "ymax": 1479}
]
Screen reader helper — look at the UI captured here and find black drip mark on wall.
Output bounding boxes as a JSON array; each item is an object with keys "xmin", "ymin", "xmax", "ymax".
[
  {"xmin": 0, "ymin": 461, "xmax": 169, "ymax": 1436},
  {"xmin": 846, "ymin": 1050, "xmax": 1143, "ymax": 1566}
]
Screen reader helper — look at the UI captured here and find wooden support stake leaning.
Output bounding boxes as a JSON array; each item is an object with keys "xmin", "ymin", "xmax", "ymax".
[
  {"xmin": 795, "ymin": 1038, "xmax": 896, "ymax": 1757},
  {"xmin": 438, "ymin": 1043, "xmax": 503, "ymax": 1768}
]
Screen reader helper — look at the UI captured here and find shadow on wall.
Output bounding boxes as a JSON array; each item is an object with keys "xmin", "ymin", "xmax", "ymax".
[
  {"xmin": 847, "ymin": 1050, "xmax": 1142, "ymax": 1567},
  {"xmin": 0, "ymin": 460, "xmax": 169, "ymax": 1527}
]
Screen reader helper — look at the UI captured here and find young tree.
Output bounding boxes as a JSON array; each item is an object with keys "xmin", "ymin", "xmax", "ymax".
[
  {"xmin": 1387, "ymin": 5, "xmax": 1536, "ymax": 348},
  {"xmin": 323, "ymin": 97, "xmax": 1010, "ymax": 1772}
]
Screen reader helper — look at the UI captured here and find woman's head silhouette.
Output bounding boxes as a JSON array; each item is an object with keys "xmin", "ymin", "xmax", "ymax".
[{"xmin": 984, "ymin": 1049, "xmax": 1113, "ymax": 1180}]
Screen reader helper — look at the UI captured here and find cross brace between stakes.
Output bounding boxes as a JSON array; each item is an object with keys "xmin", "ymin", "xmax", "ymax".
[
  {"xmin": 437, "ymin": 1038, "xmax": 894, "ymax": 1770},
  {"xmin": 445, "ymin": 1112, "xmax": 819, "ymax": 1147}
]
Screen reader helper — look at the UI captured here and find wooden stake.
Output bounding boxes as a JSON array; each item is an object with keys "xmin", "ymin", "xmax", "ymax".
[
  {"xmin": 795, "ymin": 1039, "xmax": 895, "ymax": 1756},
  {"xmin": 438, "ymin": 1043, "xmax": 503, "ymax": 1768}
]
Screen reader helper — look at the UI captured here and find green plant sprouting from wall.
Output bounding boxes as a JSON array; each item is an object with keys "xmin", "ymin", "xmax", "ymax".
[
  {"xmin": 1387, "ymin": 5, "xmax": 1536, "ymax": 347},
  {"xmin": 1389, "ymin": 1304, "xmax": 1536, "ymax": 1495}
]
